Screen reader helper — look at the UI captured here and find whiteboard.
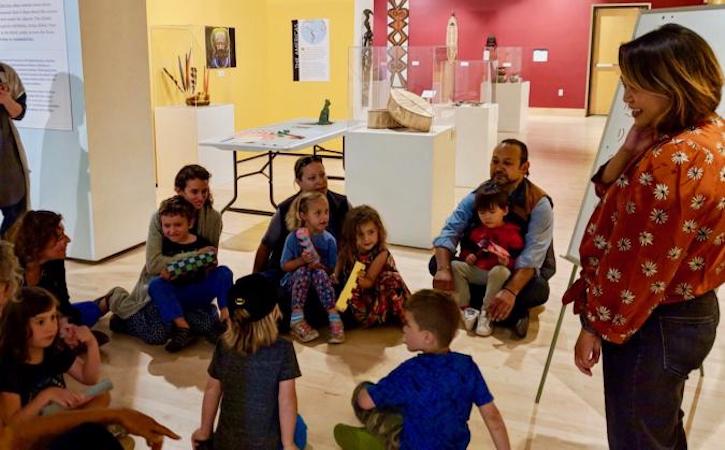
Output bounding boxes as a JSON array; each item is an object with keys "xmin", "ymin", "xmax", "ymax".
[{"xmin": 566, "ymin": 5, "xmax": 725, "ymax": 265}]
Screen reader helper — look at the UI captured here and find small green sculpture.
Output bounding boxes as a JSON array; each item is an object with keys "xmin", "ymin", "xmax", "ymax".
[{"xmin": 317, "ymin": 99, "xmax": 332, "ymax": 125}]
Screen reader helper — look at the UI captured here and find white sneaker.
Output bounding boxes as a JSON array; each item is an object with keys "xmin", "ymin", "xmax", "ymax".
[
  {"xmin": 462, "ymin": 307, "xmax": 480, "ymax": 331},
  {"xmin": 475, "ymin": 311, "xmax": 493, "ymax": 337}
]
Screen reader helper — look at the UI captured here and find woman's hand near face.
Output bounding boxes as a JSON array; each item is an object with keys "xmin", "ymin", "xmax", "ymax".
[
  {"xmin": 622, "ymin": 125, "xmax": 657, "ymax": 159},
  {"xmin": 601, "ymin": 125, "xmax": 658, "ymax": 184}
]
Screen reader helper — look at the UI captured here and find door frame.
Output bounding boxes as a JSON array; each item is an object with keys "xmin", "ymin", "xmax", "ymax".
[{"xmin": 585, "ymin": 3, "xmax": 650, "ymax": 116}]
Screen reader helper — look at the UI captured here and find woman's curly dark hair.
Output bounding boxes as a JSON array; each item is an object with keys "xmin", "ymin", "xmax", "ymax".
[{"xmin": 8, "ymin": 210, "xmax": 63, "ymax": 267}]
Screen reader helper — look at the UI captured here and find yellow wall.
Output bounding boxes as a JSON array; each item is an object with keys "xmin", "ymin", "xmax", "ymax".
[
  {"xmin": 146, "ymin": 0, "xmax": 355, "ymax": 131},
  {"xmin": 263, "ymin": 0, "xmax": 355, "ymax": 124},
  {"xmin": 146, "ymin": 0, "xmax": 269, "ymax": 130}
]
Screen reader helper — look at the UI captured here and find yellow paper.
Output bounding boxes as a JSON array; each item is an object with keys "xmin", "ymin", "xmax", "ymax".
[{"xmin": 336, "ymin": 261, "xmax": 366, "ymax": 311}]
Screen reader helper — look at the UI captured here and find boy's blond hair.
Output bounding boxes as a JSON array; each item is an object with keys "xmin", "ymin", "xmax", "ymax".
[
  {"xmin": 405, "ymin": 289, "xmax": 461, "ymax": 349},
  {"xmin": 223, "ymin": 305, "xmax": 281, "ymax": 355}
]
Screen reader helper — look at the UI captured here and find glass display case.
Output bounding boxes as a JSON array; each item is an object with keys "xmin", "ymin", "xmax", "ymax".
[
  {"xmin": 348, "ymin": 46, "xmax": 448, "ymax": 122},
  {"xmin": 492, "ymin": 46, "xmax": 523, "ymax": 83},
  {"xmin": 453, "ymin": 60, "xmax": 492, "ymax": 103},
  {"xmin": 348, "ymin": 45, "xmax": 499, "ymax": 123}
]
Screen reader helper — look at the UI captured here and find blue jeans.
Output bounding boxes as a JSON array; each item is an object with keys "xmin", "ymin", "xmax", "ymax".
[
  {"xmin": 148, "ymin": 265, "xmax": 232, "ymax": 325},
  {"xmin": 72, "ymin": 301, "xmax": 103, "ymax": 327},
  {"xmin": 602, "ymin": 290, "xmax": 718, "ymax": 450},
  {"xmin": 0, "ymin": 195, "xmax": 25, "ymax": 237}
]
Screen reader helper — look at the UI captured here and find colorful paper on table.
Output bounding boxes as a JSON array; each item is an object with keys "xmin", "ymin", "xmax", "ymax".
[{"xmin": 336, "ymin": 261, "xmax": 365, "ymax": 311}]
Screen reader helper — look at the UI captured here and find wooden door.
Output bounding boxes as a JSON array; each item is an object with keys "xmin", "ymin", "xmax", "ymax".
[{"xmin": 588, "ymin": 6, "xmax": 646, "ymax": 116}]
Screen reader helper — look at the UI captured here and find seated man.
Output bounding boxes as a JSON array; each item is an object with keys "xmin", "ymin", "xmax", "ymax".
[{"xmin": 430, "ymin": 139, "xmax": 555, "ymax": 338}]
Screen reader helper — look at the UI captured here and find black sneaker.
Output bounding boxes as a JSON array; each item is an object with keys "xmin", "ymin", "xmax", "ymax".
[
  {"xmin": 204, "ymin": 320, "xmax": 227, "ymax": 345},
  {"xmin": 165, "ymin": 326, "xmax": 197, "ymax": 353},
  {"xmin": 513, "ymin": 314, "xmax": 530, "ymax": 339},
  {"xmin": 109, "ymin": 314, "xmax": 127, "ymax": 334}
]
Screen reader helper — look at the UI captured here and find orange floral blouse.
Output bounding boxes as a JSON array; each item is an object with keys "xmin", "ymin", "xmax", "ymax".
[{"xmin": 564, "ymin": 116, "xmax": 725, "ymax": 344}]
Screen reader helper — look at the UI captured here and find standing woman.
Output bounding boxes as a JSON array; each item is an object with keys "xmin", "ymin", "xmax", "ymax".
[
  {"xmin": 0, "ymin": 63, "xmax": 29, "ymax": 236},
  {"xmin": 564, "ymin": 24, "xmax": 724, "ymax": 449}
]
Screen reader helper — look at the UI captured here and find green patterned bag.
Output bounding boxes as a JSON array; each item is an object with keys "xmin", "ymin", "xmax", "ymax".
[{"xmin": 165, "ymin": 250, "xmax": 217, "ymax": 282}]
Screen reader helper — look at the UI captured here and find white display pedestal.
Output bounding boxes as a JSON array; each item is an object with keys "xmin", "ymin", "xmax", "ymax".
[
  {"xmin": 494, "ymin": 81, "xmax": 529, "ymax": 132},
  {"xmin": 344, "ymin": 126, "xmax": 455, "ymax": 248},
  {"xmin": 433, "ymin": 104, "xmax": 499, "ymax": 187},
  {"xmin": 154, "ymin": 104, "xmax": 234, "ymax": 196}
]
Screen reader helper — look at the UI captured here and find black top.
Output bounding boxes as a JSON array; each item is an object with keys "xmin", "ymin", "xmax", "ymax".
[
  {"xmin": 209, "ymin": 338, "xmax": 301, "ymax": 450},
  {"xmin": 0, "ymin": 346, "xmax": 75, "ymax": 405},
  {"xmin": 161, "ymin": 235, "xmax": 212, "ymax": 256},
  {"xmin": 30, "ymin": 260, "xmax": 79, "ymax": 324}
]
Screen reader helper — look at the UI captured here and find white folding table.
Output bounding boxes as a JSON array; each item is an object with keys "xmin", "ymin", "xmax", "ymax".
[{"xmin": 200, "ymin": 118, "xmax": 354, "ymax": 216}]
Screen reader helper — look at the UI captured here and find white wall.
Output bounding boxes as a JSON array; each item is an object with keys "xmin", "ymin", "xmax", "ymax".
[{"xmin": 16, "ymin": 0, "xmax": 156, "ymax": 261}]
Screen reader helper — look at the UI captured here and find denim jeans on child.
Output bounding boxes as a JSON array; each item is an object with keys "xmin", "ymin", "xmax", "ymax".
[
  {"xmin": 602, "ymin": 290, "xmax": 718, "ymax": 450},
  {"xmin": 148, "ymin": 265, "xmax": 232, "ymax": 324},
  {"xmin": 71, "ymin": 301, "xmax": 103, "ymax": 327}
]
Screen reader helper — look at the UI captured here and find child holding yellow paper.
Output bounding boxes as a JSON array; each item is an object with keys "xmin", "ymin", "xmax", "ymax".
[{"xmin": 335, "ymin": 206, "xmax": 409, "ymax": 327}]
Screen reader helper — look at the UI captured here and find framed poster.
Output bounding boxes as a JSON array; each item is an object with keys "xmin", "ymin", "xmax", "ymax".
[
  {"xmin": 292, "ymin": 19, "xmax": 330, "ymax": 81},
  {"xmin": 205, "ymin": 26, "xmax": 236, "ymax": 68}
]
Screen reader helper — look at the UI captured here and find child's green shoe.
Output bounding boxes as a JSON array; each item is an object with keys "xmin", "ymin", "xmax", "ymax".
[{"xmin": 333, "ymin": 423, "xmax": 386, "ymax": 450}]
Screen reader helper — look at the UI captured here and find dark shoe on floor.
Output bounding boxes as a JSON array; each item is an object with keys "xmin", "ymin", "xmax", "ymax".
[
  {"xmin": 109, "ymin": 314, "xmax": 127, "ymax": 334},
  {"xmin": 92, "ymin": 330, "xmax": 110, "ymax": 347},
  {"xmin": 165, "ymin": 326, "xmax": 197, "ymax": 353},
  {"xmin": 204, "ymin": 320, "xmax": 227, "ymax": 345},
  {"xmin": 333, "ymin": 424, "xmax": 386, "ymax": 450},
  {"xmin": 514, "ymin": 314, "xmax": 529, "ymax": 339}
]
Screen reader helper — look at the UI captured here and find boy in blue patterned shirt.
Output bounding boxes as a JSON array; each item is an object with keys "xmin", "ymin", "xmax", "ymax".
[{"xmin": 334, "ymin": 289, "xmax": 510, "ymax": 450}]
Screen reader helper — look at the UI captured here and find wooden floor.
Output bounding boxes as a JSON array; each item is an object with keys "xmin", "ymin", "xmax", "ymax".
[{"xmin": 65, "ymin": 113, "xmax": 725, "ymax": 449}]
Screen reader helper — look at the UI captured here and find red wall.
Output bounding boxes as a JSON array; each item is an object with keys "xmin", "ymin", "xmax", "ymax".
[{"xmin": 373, "ymin": 0, "xmax": 704, "ymax": 108}]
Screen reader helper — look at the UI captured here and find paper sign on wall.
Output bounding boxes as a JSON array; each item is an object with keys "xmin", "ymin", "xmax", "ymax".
[
  {"xmin": 0, "ymin": 0, "xmax": 72, "ymax": 130},
  {"xmin": 533, "ymin": 49, "xmax": 549, "ymax": 62},
  {"xmin": 292, "ymin": 18, "xmax": 330, "ymax": 82}
]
